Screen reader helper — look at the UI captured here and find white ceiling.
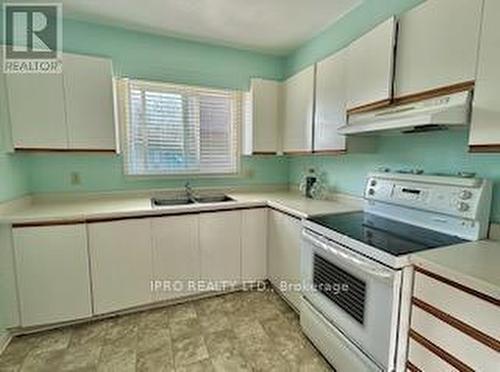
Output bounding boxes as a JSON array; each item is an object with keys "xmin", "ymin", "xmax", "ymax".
[{"xmin": 20, "ymin": 0, "xmax": 362, "ymax": 55}]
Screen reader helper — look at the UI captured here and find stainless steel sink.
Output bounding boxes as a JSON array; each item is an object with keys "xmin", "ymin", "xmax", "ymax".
[
  {"xmin": 151, "ymin": 197, "xmax": 196, "ymax": 207},
  {"xmin": 151, "ymin": 194, "xmax": 234, "ymax": 207},
  {"xmin": 195, "ymin": 195, "xmax": 235, "ymax": 203}
]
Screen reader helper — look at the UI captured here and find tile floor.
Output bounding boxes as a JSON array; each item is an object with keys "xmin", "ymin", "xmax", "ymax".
[{"xmin": 0, "ymin": 289, "xmax": 333, "ymax": 372}]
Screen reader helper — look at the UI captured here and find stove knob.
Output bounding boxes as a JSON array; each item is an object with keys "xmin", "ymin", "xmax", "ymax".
[
  {"xmin": 370, "ymin": 179, "xmax": 377, "ymax": 187},
  {"xmin": 457, "ymin": 202, "xmax": 470, "ymax": 212},
  {"xmin": 368, "ymin": 188, "xmax": 375, "ymax": 196},
  {"xmin": 459, "ymin": 190, "xmax": 472, "ymax": 200}
]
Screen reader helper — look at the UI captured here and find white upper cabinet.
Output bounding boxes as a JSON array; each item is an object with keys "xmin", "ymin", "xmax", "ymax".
[
  {"xmin": 346, "ymin": 17, "xmax": 396, "ymax": 111},
  {"xmin": 282, "ymin": 65, "xmax": 315, "ymax": 153},
  {"xmin": 63, "ymin": 53, "xmax": 116, "ymax": 150},
  {"xmin": 395, "ymin": 0, "xmax": 483, "ymax": 97},
  {"xmin": 6, "ymin": 73, "xmax": 68, "ymax": 149},
  {"xmin": 5, "ymin": 53, "xmax": 116, "ymax": 151},
  {"xmin": 469, "ymin": 0, "xmax": 500, "ymax": 149},
  {"xmin": 314, "ymin": 49, "xmax": 347, "ymax": 152},
  {"xmin": 13, "ymin": 224, "xmax": 92, "ymax": 326},
  {"xmin": 243, "ymin": 79, "xmax": 281, "ymax": 155}
]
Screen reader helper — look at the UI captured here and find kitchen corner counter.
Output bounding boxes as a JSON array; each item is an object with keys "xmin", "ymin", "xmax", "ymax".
[
  {"xmin": 227, "ymin": 192, "xmax": 363, "ymax": 219},
  {"xmin": 0, "ymin": 191, "xmax": 363, "ymax": 225},
  {"xmin": 411, "ymin": 240, "xmax": 500, "ymax": 301}
]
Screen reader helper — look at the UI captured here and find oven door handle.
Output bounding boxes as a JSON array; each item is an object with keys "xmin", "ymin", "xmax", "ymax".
[{"xmin": 302, "ymin": 230, "xmax": 394, "ymax": 279}]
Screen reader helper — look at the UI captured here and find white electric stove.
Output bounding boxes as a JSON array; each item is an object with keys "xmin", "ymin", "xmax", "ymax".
[{"xmin": 300, "ymin": 172, "xmax": 492, "ymax": 372}]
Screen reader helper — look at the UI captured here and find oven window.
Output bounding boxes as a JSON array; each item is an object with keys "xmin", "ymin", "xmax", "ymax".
[{"xmin": 313, "ymin": 253, "xmax": 366, "ymax": 324}]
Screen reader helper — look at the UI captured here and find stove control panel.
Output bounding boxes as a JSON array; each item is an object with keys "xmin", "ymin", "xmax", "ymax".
[{"xmin": 364, "ymin": 172, "xmax": 492, "ymax": 221}]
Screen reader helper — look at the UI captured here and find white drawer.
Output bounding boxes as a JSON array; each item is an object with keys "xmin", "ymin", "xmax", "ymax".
[
  {"xmin": 411, "ymin": 306, "xmax": 499, "ymax": 372},
  {"xmin": 408, "ymin": 338, "xmax": 459, "ymax": 372},
  {"xmin": 414, "ymin": 270, "xmax": 500, "ymax": 340},
  {"xmin": 300, "ymin": 299, "xmax": 382, "ymax": 372}
]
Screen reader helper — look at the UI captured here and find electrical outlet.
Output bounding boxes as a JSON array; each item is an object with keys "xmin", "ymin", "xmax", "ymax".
[
  {"xmin": 244, "ymin": 168, "xmax": 255, "ymax": 178},
  {"xmin": 70, "ymin": 172, "xmax": 81, "ymax": 186}
]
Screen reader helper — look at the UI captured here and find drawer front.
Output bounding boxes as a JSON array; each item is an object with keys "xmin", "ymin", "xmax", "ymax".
[
  {"xmin": 411, "ymin": 306, "xmax": 499, "ymax": 372},
  {"xmin": 408, "ymin": 338, "xmax": 459, "ymax": 372},
  {"xmin": 414, "ymin": 270, "xmax": 500, "ymax": 340}
]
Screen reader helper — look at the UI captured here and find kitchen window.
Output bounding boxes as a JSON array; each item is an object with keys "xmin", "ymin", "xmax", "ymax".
[{"xmin": 117, "ymin": 79, "xmax": 241, "ymax": 176}]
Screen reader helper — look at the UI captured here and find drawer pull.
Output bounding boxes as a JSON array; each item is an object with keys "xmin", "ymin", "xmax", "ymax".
[
  {"xmin": 415, "ymin": 267, "xmax": 500, "ymax": 307},
  {"xmin": 406, "ymin": 361, "xmax": 422, "ymax": 372},
  {"xmin": 409, "ymin": 329, "xmax": 474, "ymax": 372},
  {"xmin": 413, "ymin": 297, "xmax": 500, "ymax": 352}
]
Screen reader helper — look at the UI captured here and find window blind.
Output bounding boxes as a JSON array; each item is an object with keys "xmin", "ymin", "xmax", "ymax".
[{"xmin": 117, "ymin": 79, "xmax": 241, "ymax": 176}]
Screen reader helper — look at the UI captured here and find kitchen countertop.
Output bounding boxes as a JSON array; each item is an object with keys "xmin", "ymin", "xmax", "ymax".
[
  {"xmin": 0, "ymin": 191, "xmax": 363, "ymax": 225},
  {"xmin": 2, "ymin": 190, "xmax": 497, "ymax": 300},
  {"xmin": 411, "ymin": 240, "xmax": 500, "ymax": 301}
]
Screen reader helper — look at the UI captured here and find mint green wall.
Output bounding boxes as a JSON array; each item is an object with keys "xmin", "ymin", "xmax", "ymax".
[
  {"xmin": 60, "ymin": 18, "xmax": 284, "ymax": 90},
  {"xmin": 285, "ymin": 0, "xmax": 424, "ymax": 77},
  {"xmin": 288, "ymin": 131, "xmax": 500, "ymax": 223},
  {"xmin": 0, "ymin": 16, "xmax": 287, "ymax": 200},
  {"xmin": 27, "ymin": 155, "xmax": 289, "ymax": 193}
]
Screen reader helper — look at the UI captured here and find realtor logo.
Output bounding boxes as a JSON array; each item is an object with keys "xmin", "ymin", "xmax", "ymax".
[{"xmin": 3, "ymin": 3, "xmax": 62, "ymax": 73}]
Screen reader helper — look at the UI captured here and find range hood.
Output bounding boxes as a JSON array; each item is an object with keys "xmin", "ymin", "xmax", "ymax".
[{"xmin": 338, "ymin": 91, "xmax": 472, "ymax": 135}]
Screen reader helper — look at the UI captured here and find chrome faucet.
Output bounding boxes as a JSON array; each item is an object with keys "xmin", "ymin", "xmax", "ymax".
[{"xmin": 185, "ymin": 181, "xmax": 197, "ymax": 203}]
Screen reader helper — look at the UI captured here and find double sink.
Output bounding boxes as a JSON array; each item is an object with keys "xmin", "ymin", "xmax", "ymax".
[{"xmin": 151, "ymin": 194, "xmax": 235, "ymax": 207}]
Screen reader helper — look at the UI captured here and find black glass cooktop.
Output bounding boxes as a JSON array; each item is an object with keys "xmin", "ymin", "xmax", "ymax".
[{"xmin": 308, "ymin": 212, "xmax": 467, "ymax": 256}]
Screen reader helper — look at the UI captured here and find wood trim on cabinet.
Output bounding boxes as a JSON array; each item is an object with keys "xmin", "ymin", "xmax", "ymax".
[
  {"xmin": 345, "ymin": 82, "xmax": 475, "ymax": 117},
  {"xmin": 312, "ymin": 149, "xmax": 347, "ymax": 155},
  {"xmin": 283, "ymin": 150, "xmax": 314, "ymax": 156},
  {"xmin": 406, "ymin": 361, "xmax": 422, "ymax": 372},
  {"xmin": 412, "ymin": 297, "xmax": 500, "ymax": 352},
  {"xmin": 13, "ymin": 219, "xmax": 86, "ymax": 228},
  {"xmin": 415, "ymin": 266, "xmax": 500, "ymax": 307},
  {"xmin": 252, "ymin": 151, "xmax": 278, "ymax": 155},
  {"xmin": 393, "ymin": 81, "xmax": 475, "ymax": 106},
  {"xmin": 346, "ymin": 98, "xmax": 392, "ymax": 115},
  {"xmin": 469, "ymin": 144, "xmax": 500, "ymax": 153},
  {"xmin": 13, "ymin": 206, "xmax": 269, "ymax": 227},
  {"xmin": 14, "ymin": 148, "xmax": 116, "ymax": 153},
  {"xmin": 409, "ymin": 329, "xmax": 474, "ymax": 372}
]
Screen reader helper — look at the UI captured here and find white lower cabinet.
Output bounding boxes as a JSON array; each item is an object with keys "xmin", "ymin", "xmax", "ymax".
[
  {"xmin": 241, "ymin": 208, "xmax": 268, "ymax": 282},
  {"xmin": 13, "ymin": 224, "xmax": 92, "ymax": 327},
  {"xmin": 88, "ymin": 219, "xmax": 153, "ymax": 315},
  {"xmin": 199, "ymin": 211, "xmax": 242, "ymax": 289},
  {"xmin": 268, "ymin": 209, "xmax": 302, "ymax": 310},
  {"xmin": 10, "ymin": 207, "xmax": 278, "ymax": 327},
  {"xmin": 151, "ymin": 214, "xmax": 200, "ymax": 301}
]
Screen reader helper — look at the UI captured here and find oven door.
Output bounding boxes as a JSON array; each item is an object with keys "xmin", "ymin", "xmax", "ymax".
[{"xmin": 301, "ymin": 228, "xmax": 402, "ymax": 370}]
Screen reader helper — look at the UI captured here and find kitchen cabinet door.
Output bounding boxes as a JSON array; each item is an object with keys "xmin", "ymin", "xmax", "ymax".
[
  {"xmin": 241, "ymin": 208, "xmax": 268, "ymax": 282},
  {"xmin": 243, "ymin": 79, "xmax": 281, "ymax": 155},
  {"xmin": 469, "ymin": 0, "xmax": 500, "ymax": 150},
  {"xmin": 88, "ymin": 219, "xmax": 153, "ymax": 314},
  {"xmin": 151, "ymin": 214, "xmax": 200, "ymax": 301},
  {"xmin": 314, "ymin": 49, "xmax": 347, "ymax": 152},
  {"xmin": 6, "ymin": 72, "xmax": 67, "ymax": 149},
  {"xmin": 199, "ymin": 211, "xmax": 241, "ymax": 289},
  {"xmin": 268, "ymin": 209, "xmax": 302, "ymax": 310},
  {"xmin": 346, "ymin": 17, "xmax": 396, "ymax": 111},
  {"xmin": 13, "ymin": 224, "xmax": 92, "ymax": 326},
  {"xmin": 63, "ymin": 53, "xmax": 116, "ymax": 150},
  {"xmin": 395, "ymin": 0, "xmax": 482, "ymax": 98},
  {"xmin": 282, "ymin": 65, "xmax": 315, "ymax": 153}
]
